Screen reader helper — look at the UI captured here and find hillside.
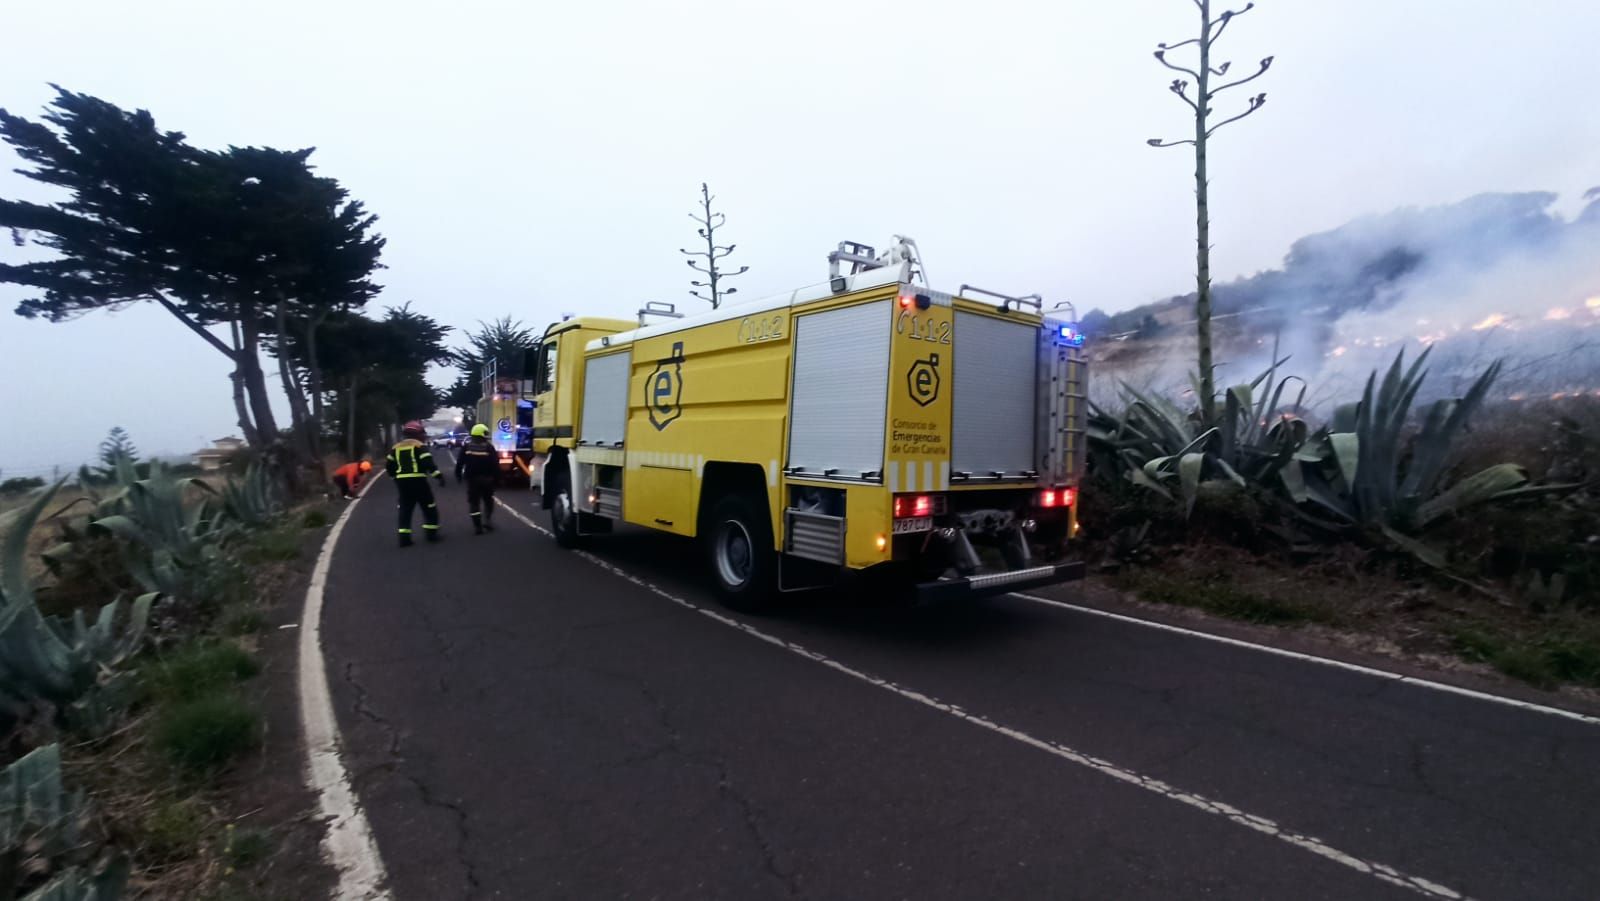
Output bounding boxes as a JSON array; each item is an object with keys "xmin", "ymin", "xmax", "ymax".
[{"xmin": 1087, "ymin": 190, "xmax": 1600, "ymax": 407}]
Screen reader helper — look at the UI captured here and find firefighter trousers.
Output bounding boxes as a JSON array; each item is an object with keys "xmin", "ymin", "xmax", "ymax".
[
  {"xmin": 466, "ymin": 477, "xmax": 496, "ymax": 527},
  {"xmin": 396, "ymin": 479, "xmax": 440, "ymax": 537}
]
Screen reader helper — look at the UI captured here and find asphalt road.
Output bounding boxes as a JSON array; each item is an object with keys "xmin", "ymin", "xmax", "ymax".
[{"xmin": 319, "ymin": 470, "xmax": 1600, "ymax": 900}]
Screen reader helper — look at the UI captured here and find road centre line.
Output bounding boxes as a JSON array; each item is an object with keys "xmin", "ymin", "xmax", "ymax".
[
  {"xmin": 300, "ymin": 481, "xmax": 392, "ymax": 900},
  {"xmin": 1011, "ymin": 593, "xmax": 1600, "ymax": 727},
  {"xmin": 498, "ymin": 500, "xmax": 1469, "ymax": 900}
]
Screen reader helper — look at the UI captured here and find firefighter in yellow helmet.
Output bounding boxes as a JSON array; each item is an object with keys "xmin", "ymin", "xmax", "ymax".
[
  {"xmin": 455, "ymin": 422, "xmax": 499, "ymax": 534},
  {"xmin": 386, "ymin": 421, "xmax": 445, "ymax": 547}
]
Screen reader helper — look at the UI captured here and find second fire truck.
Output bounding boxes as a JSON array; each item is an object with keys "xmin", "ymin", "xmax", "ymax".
[{"xmin": 523, "ymin": 238, "xmax": 1088, "ymax": 609}]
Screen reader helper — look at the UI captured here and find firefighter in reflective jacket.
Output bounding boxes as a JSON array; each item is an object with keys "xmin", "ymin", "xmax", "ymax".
[
  {"xmin": 386, "ymin": 421, "xmax": 446, "ymax": 547},
  {"xmin": 454, "ymin": 423, "xmax": 499, "ymax": 534}
]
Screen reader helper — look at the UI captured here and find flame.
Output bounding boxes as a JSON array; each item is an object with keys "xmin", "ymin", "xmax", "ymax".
[
  {"xmin": 1547, "ymin": 307, "xmax": 1572, "ymax": 321},
  {"xmin": 1472, "ymin": 313, "xmax": 1508, "ymax": 331}
]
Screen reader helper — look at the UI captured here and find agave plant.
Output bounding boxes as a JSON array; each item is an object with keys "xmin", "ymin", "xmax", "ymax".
[
  {"xmin": 1, "ymin": 744, "xmax": 127, "ymax": 900},
  {"xmin": 1280, "ymin": 347, "xmax": 1552, "ymax": 537},
  {"xmin": 218, "ymin": 463, "xmax": 281, "ymax": 532},
  {"xmin": 1089, "ymin": 356, "xmax": 1309, "ymax": 515},
  {"xmin": 1, "ymin": 483, "xmax": 153, "ymax": 734},
  {"xmin": 47, "ymin": 455, "xmax": 228, "ymax": 601}
]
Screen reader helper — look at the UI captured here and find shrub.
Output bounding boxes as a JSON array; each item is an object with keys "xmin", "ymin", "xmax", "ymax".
[
  {"xmin": 1116, "ymin": 567, "xmax": 1337, "ymax": 626},
  {"xmin": 155, "ymin": 694, "xmax": 262, "ymax": 773},
  {"xmin": 240, "ymin": 526, "xmax": 301, "ymax": 564},
  {"xmin": 141, "ymin": 797, "xmax": 207, "ymax": 863},
  {"xmin": 143, "ymin": 641, "xmax": 259, "ymax": 703},
  {"xmin": 221, "ymin": 607, "xmax": 266, "ymax": 636},
  {"xmin": 222, "ymin": 825, "xmax": 273, "ymax": 870},
  {"xmin": 0, "ymin": 476, "xmax": 46, "ymax": 495},
  {"xmin": 302, "ymin": 509, "xmax": 329, "ymax": 529}
]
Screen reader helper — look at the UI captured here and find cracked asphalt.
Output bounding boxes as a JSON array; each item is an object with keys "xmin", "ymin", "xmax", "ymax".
[{"xmin": 320, "ymin": 475, "xmax": 1600, "ymax": 900}]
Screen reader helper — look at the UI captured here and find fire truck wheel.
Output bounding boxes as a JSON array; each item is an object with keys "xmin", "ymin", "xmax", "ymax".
[{"xmin": 706, "ymin": 494, "xmax": 775, "ymax": 609}]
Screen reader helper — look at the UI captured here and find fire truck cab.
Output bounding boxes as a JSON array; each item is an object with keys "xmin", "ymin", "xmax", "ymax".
[{"xmin": 524, "ymin": 238, "xmax": 1088, "ymax": 609}]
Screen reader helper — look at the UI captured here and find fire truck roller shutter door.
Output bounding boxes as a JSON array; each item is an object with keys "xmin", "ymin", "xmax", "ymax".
[
  {"xmin": 788, "ymin": 300, "xmax": 892, "ymax": 478},
  {"xmin": 952, "ymin": 311, "xmax": 1038, "ymax": 479},
  {"xmin": 581, "ymin": 351, "xmax": 632, "ymax": 447}
]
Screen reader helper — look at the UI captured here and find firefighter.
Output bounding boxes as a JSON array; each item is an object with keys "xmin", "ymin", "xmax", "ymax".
[
  {"xmin": 454, "ymin": 423, "xmax": 499, "ymax": 534},
  {"xmin": 331, "ymin": 459, "xmax": 372, "ymax": 499},
  {"xmin": 386, "ymin": 421, "xmax": 446, "ymax": 547}
]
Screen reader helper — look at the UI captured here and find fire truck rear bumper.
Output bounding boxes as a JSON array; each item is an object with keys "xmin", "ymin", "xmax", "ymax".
[{"xmin": 915, "ymin": 560, "xmax": 1086, "ymax": 603}]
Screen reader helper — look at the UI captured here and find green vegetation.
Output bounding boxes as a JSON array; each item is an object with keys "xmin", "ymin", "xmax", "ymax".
[
  {"xmin": 1, "ymin": 744, "xmax": 128, "ymax": 899},
  {"xmin": 0, "ymin": 476, "xmax": 45, "ymax": 495},
  {"xmin": 222, "ymin": 826, "xmax": 273, "ymax": 871},
  {"xmin": 1451, "ymin": 628, "xmax": 1600, "ymax": 690},
  {"xmin": 240, "ymin": 524, "xmax": 302, "ymax": 565},
  {"xmin": 221, "ymin": 608, "xmax": 266, "ymax": 636},
  {"xmin": 143, "ymin": 642, "xmax": 260, "ymax": 703},
  {"xmin": 0, "ymin": 432, "xmax": 309, "ymax": 898},
  {"xmin": 156, "ymin": 694, "xmax": 263, "ymax": 774},
  {"xmin": 141, "ymin": 797, "xmax": 208, "ymax": 863},
  {"xmin": 1116, "ymin": 567, "xmax": 1337, "ymax": 627}
]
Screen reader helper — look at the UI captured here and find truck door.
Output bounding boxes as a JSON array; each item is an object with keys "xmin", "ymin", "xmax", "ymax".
[{"xmin": 531, "ymin": 337, "xmax": 559, "ymax": 449}]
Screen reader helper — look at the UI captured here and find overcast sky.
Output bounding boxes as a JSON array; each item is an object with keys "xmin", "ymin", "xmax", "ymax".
[{"xmin": 2, "ymin": 0, "xmax": 1595, "ymax": 474}]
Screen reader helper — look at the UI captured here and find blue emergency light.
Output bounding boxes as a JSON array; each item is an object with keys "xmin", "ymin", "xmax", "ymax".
[{"xmin": 1058, "ymin": 324, "xmax": 1087, "ymax": 346}]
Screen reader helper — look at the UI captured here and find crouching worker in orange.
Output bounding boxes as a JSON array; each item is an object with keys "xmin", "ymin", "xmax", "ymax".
[
  {"xmin": 386, "ymin": 421, "xmax": 446, "ymax": 547},
  {"xmin": 332, "ymin": 460, "xmax": 372, "ymax": 499}
]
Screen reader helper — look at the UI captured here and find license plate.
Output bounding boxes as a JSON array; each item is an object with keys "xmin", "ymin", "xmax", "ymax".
[{"xmin": 892, "ymin": 516, "xmax": 932, "ymax": 534}]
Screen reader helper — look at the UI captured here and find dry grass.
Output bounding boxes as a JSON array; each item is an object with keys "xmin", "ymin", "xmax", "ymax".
[{"xmin": 1452, "ymin": 394, "xmax": 1600, "ymax": 482}]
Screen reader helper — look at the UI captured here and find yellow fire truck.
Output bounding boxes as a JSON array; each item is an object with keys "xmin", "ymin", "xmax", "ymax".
[
  {"xmin": 474, "ymin": 358, "xmax": 534, "ymax": 484},
  {"xmin": 525, "ymin": 238, "xmax": 1088, "ymax": 608}
]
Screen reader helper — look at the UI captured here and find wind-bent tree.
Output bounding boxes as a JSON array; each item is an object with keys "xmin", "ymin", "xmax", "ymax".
[
  {"xmin": 294, "ymin": 304, "xmax": 450, "ymax": 459},
  {"xmin": 680, "ymin": 183, "xmax": 748, "ymax": 309},
  {"xmin": 443, "ymin": 317, "xmax": 540, "ymax": 410},
  {"xmin": 0, "ymin": 88, "xmax": 384, "ymax": 460},
  {"xmin": 1148, "ymin": 1, "xmax": 1273, "ymax": 425},
  {"xmin": 236, "ymin": 145, "xmax": 385, "ymax": 461}
]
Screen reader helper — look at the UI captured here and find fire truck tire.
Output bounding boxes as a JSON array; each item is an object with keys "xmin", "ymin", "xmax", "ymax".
[
  {"xmin": 706, "ymin": 493, "xmax": 776, "ymax": 610},
  {"xmin": 548, "ymin": 469, "xmax": 581, "ymax": 548}
]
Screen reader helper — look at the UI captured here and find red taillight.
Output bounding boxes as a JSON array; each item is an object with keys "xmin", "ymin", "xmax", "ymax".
[
  {"xmin": 1039, "ymin": 488, "xmax": 1076, "ymax": 508},
  {"xmin": 893, "ymin": 494, "xmax": 935, "ymax": 518}
]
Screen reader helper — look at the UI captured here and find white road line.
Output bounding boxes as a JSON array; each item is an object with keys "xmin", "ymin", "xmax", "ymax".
[
  {"xmin": 299, "ymin": 483, "xmax": 391, "ymax": 900},
  {"xmin": 1012, "ymin": 593, "xmax": 1600, "ymax": 728},
  {"xmin": 497, "ymin": 500, "xmax": 1468, "ymax": 900}
]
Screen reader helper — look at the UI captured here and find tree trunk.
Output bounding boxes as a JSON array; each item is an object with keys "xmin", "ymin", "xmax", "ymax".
[
  {"xmin": 230, "ymin": 367, "xmax": 260, "ymax": 447},
  {"xmin": 239, "ymin": 317, "xmax": 281, "ymax": 441},
  {"xmin": 274, "ymin": 299, "xmax": 319, "ymax": 465},
  {"xmin": 306, "ymin": 313, "xmax": 328, "ymax": 452},
  {"xmin": 1194, "ymin": 0, "xmax": 1217, "ymax": 426},
  {"xmin": 228, "ymin": 368, "xmax": 259, "ymax": 448},
  {"xmin": 151, "ymin": 293, "xmax": 263, "ymax": 445},
  {"xmin": 346, "ymin": 373, "xmax": 361, "ymax": 461},
  {"xmin": 227, "ymin": 318, "xmax": 261, "ymax": 447}
]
